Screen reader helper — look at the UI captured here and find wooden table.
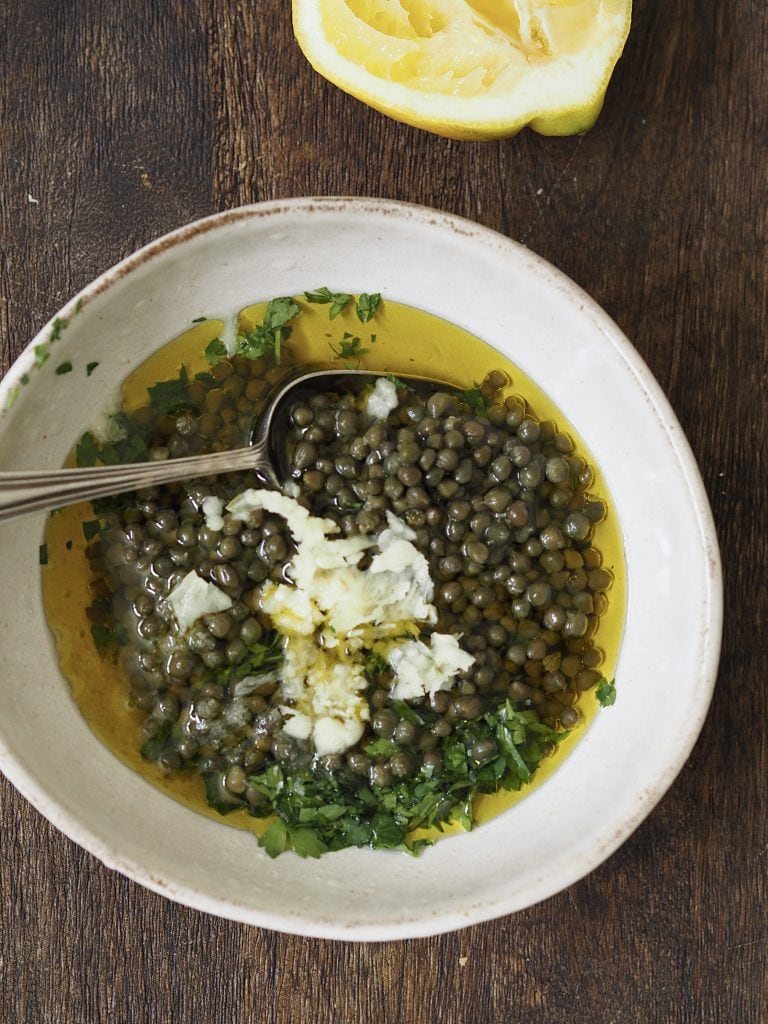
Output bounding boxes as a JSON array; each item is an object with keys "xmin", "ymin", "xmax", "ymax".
[{"xmin": 1, "ymin": 3, "xmax": 765, "ymax": 1021}]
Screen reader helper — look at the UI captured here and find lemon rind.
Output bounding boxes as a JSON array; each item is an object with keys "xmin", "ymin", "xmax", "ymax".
[{"xmin": 292, "ymin": 1, "xmax": 632, "ymax": 140}]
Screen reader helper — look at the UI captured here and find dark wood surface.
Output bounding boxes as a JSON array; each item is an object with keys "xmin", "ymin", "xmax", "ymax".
[{"xmin": 1, "ymin": 2, "xmax": 766, "ymax": 1021}]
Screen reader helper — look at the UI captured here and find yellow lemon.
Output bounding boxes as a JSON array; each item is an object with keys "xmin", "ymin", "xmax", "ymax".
[{"xmin": 292, "ymin": 0, "xmax": 632, "ymax": 140}]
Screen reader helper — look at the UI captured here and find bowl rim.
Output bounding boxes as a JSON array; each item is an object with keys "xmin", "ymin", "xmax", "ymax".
[{"xmin": 0, "ymin": 196, "xmax": 723, "ymax": 940}]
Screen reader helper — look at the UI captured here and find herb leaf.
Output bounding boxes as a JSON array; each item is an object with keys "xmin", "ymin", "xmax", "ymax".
[
  {"xmin": 260, "ymin": 818, "xmax": 290, "ymax": 858},
  {"xmin": 596, "ymin": 677, "xmax": 617, "ymax": 707},
  {"xmin": 240, "ymin": 699, "xmax": 566, "ymax": 857},
  {"xmin": 356, "ymin": 292, "xmax": 381, "ymax": 323},
  {"xmin": 82, "ymin": 519, "xmax": 101, "ymax": 541},
  {"xmin": 458, "ymin": 384, "xmax": 488, "ymax": 416},
  {"xmin": 236, "ymin": 298, "xmax": 301, "ymax": 363},
  {"xmin": 148, "ymin": 366, "xmax": 191, "ymax": 414},
  {"xmin": 55, "ymin": 361, "xmax": 73, "ymax": 376},
  {"xmin": 330, "ymin": 333, "xmax": 368, "ymax": 364},
  {"xmin": 304, "ymin": 286, "xmax": 352, "ymax": 319},
  {"xmin": 204, "ymin": 338, "xmax": 227, "ymax": 366}
]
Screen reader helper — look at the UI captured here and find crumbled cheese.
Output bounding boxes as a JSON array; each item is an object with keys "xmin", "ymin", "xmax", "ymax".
[
  {"xmin": 366, "ymin": 377, "xmax": 399, "ymax": 419},
  {"xmin": 202, "ymin": 495, "xmax": 224, "ymax": 532},
  {"xmin": 387, "ymin": 633, "xmax": 476, "ymax": 701},
  {"xmin": 225, "ymin": 489, "xmax": 474, "ymax": 755},
  {"xmin": 165, "ymin": 571, "xmax": 233, "ymax": 633}
]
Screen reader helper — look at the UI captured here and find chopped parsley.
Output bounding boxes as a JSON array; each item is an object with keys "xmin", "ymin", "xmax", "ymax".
[
  {"xmin": 34, "ymin": 345, "xmax": 50, "ymax": 368},
  {"xmin": 304, "ymin": 287, "xmax": 352, "ymax": 319},
  {"xmin": 211, "ymin": 633, "xmax": 282, "ymax": 689},
  {"xmin": 38, "ymin": 543, "xmax": 48, "ymax": 566},
  {"xmin": 86, "ymin": 361, "xmax": 100, "ymax": 377},
  {"xmin": 459, "ymin": 384, "xmax": 488, "ymax": 416},
  {"xmin": 147, "ymin": 366, "xmax": 193, "ymax": 415},
  {"xmin": 55, "ymin": 361, "xmax": 73, "ymax": 376},
  {"xmin": 204, "ymin": 338, "xmax": 227, "ymax": 365},
  {"xmin": 75, "ymin": 431, "xmax": 100, "ymax": 468},
  {"xmin": 330, "ymin": 332, "xmax": 370, "ymax": 364},
  {"xmin": 386, "ymin": 373, "xmax": 408, "ymax": 390},
  {"xmin": 82, "ymin": 519, "xmax": 101, "ymax": 541},
  {"xmin": 194, "ymin": 699, "xmax": 570, "ymax": 857},
  {"xmin": 596, "ymin": 677, "xmax": 617, "ymax": 707},
  {"xmin": 49, "ymin": 317, "xmax": 68, "ymax": 343},
  {"xmin": 356, "ymin": 292, "xmax": 381, "ymax": 323},
  {"xmin": 90, "ymin": 622, "xmax": 129, "ymax": 655},
  {"xmin": 236, "ymin": 297, "xmax": 301, "ymax": 363}
]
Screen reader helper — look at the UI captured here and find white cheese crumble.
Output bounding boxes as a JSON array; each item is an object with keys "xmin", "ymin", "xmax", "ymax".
[
  {"xmin": 202, "ymin": 495, "xmax": 225, "ymax": 533},
  {"xmin": 166, "ymin": 571, "xmax": 233, "ymax": 633},
  {"xmin": 225, "ymin": 489, "xmax": 474, "ymax": 754},
  {"xmin": 387, "ymin": 634, "xmax": 476, "ymax": 701},
  {"xmin": 365, "ymin": 377, "xmax": 399, "ymax": 419}
]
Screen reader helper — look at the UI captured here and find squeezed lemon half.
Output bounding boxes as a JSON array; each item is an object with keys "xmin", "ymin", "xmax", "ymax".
[{"xmin": 292, "ymin": 0, "xmax": 632, "ymax": 140}]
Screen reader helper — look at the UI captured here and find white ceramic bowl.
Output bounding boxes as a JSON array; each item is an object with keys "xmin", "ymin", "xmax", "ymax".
[{"xmin": 0, "ymin": 198, "xmax": 721, "ymax": 940}]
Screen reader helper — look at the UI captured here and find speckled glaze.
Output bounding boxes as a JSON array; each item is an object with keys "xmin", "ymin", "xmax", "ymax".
[{"xmin": 0, "ymin": 198, "xmax": 722, "ymax": 941}]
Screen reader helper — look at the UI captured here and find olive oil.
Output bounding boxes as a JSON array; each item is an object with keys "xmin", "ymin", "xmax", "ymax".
[{"xmin": 42, "ymin": 297, "xmax": 626, "ymax": 842}]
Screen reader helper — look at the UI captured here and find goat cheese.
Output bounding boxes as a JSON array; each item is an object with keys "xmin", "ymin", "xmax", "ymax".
[
  {"xmin": 365, "ymin": 376, "xmax": 399, "ymax": 419},
  {"xmin": 166, "ymin": 571, "xmax": 233, "ymax": 633},
  {"xmin": 225, "ymin": 489, "xmax": 474, "ymax": 754}
]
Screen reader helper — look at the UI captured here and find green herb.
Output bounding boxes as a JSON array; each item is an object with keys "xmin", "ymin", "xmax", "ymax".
[
  {"xmin": 211, "ymin": 633, "xmax": 282, "ymax": 689},
  {"xmin": 75, "ymin": 298, "xmax": 83, "ymax": 314},
  {"xmin": 20, "ymin": 373, "xmax": 30, "ymax": 386},
  {"xmin": 237, "ymin": 699, "xmax": 566, "ymax": 856},
  {"xmin": 389, "ymin": 699, "xmax": 425, "ymax": 727},
  {"xmin": 236, "ymin": 297, "xmax": 301, "ymax": 363},
  {"xmin": 65, "ymin": 540, "xmax": 73, "ymax": 551},
  {"xmin": 55, "ymin": 361, "xmax": 73, "ymax": 376},
  {"xmin": 86, "ymin": 361, "xmax": 99, "ymax": 377},
  {"xmin": 147, "ymin": 366, "xmax": 191, "ymax": 414},
  {"xmin": 459, "ymin": 384, "xmax": 488, "ymax": 416},
  {"xmin": 304, "ymin": 286, "xmax": 352, "ymax": 319},
  {"xmin": 596, "ymin": 677, "xmax": 617, "ymax": 707},
  {"xmin": 356, "ymin": 292, "xmax": 381, "ymax": 323},
  {"xmin": 364, "ymin": 738, "xmax": 400, "ymax": 760},
  {"xmin": 82, "ymin": 520, "xmax": 101, "ymax": 541},
  {"xmin": 34, "ymin": 344, "xmax": 50, "ymax": 368},
  {"xmin": 330, "ymin": 332, "xmax": 368, "ymax": 364},
  {"xmin": 191, "ymin": 316, "xmax": 207, "ymax": 323},
  {"xmin": 49, "ymin": 317, "xmax": 68, "ymax": 343},
  {"xmin": 75, "ymin": 431, "xmax": 100, "ymax": 467},
  {"xmin": 140, "ymin": 724, "xmax": 172, "ymax": 763},
  {"xmin": 200, "ymin": 772, "xmax": 247, "ymax": 814},
  {"xmin": 204, "ymin": 338, "xmax": 227, "ymax": 366},
  {"xmin": 364, "ymin": 650, "xmax": 388, "ymax": 677},
  {"xmin": 90, "ymin": 623, "xmax": 115, "ymax": 654},
  {"xmin": 38, "ymin": 544, "xmax": 48, "ymax": 566},
  {"xmin": 386, "ymin": 373, "xmax": 408, "ymax": 390},
  {"xmin": 260, "ymin": 818, "xmax": 290, "ymax": 857}
]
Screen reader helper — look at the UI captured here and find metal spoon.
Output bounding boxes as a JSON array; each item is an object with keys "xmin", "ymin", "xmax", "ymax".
[{"xmin": 0, "ymin": 368, "xmax": 430, "ymax": 523}]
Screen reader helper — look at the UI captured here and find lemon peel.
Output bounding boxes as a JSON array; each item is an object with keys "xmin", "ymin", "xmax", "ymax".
[{"xmin": 292, "ymin": 0, "xmax": 632, "ymax": 140}]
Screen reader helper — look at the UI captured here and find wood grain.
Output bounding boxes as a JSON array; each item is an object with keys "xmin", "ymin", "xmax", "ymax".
[{"xmin": 1, "ymin": 1, "xmax": 766, "ymax": 1021}]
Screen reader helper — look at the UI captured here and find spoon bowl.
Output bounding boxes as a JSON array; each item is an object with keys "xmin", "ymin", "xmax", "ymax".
[{"xmin": 0, "ymin": 368, "xmax": 427, "ymax": 523}]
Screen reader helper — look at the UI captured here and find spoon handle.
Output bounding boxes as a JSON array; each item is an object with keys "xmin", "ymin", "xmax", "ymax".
[{"xmin": 0, "ymin": 442, "xmax": 275, "ymax": 524}]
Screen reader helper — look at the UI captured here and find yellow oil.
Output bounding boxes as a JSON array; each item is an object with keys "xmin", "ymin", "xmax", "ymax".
[{"xmin": 42, "ymin": 297, "xmax": 626, "ymax": 842}]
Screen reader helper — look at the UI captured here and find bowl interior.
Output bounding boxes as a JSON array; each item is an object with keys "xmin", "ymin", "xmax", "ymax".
[{"xmin": 0, "ymin": 198, "xmax": 721, "ymax": 940}]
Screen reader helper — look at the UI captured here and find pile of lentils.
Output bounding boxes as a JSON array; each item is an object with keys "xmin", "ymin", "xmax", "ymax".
[{"xmin": 85, "ymin": 354, "xmax": 612, "ymax": 815}]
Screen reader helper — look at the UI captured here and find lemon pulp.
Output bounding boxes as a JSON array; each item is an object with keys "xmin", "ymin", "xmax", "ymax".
[{"xmin": 292, "ymin": 0, "xmax": 632, "ymax": 139}]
